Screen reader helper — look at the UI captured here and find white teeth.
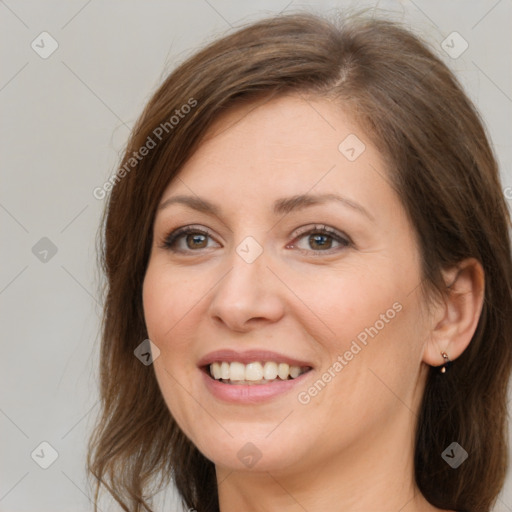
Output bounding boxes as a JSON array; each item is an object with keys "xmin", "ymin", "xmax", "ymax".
[
  {"xmin": 289, "ymin": 366, "xmax": 301, "ymax": 378},
  {"xmin": 229, "ymin": 362, "xmax": 245, "ymax": 381},
  {"xmin": 208, "ymin": 361, "xmax": 308, "ymax": 383},
  {"xmin": 220, "ymin": 361, "xmax": 230, "ymax": 379},
  {"xmin": 211, "ymin": 362, "xmax": 221, "ymax": 379},
  {"xmin": 245, "ymin": 362, "xmax": 263, "ymax": 381},
  {"xmin": 278, "ymin": 363, "xmax": 290, "ymax": 380},
  {"xmin": 263, "ymin": 361, "xmax": 278, "ymax": 380}
]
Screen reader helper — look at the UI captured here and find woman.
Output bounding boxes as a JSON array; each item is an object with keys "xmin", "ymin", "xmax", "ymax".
[{"xmin": 87, "ymin": 11, "xmax": 512, "ymax": 512}]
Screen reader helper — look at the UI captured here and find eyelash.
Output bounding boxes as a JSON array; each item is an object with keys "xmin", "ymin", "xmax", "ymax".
[{"xmin": 159, "ymin": 224, "xmax": 352, "ymax": 256}]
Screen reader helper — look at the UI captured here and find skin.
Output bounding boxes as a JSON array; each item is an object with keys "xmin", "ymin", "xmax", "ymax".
[{"xmin": 142, "ymin": 93, "xmax": 484, "ymax": 512}]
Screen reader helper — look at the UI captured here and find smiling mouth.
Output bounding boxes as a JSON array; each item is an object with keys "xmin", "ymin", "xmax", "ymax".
[{"xmin": 203, "ymin": 361, "xmax": 313, "ymax": 385}]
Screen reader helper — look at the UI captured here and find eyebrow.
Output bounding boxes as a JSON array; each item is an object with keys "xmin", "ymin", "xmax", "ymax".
[{"xmin": 158, "ymin": 192, "xmax": 374, "ymax": 221}]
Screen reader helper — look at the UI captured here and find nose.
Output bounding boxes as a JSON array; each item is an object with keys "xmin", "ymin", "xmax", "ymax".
[{"xmin": 207, "ymin": 245, "xmax": 285, "ymax": 333}]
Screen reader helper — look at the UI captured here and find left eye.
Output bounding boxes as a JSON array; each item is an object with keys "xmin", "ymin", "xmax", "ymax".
[
  {"xmin": 288, "ymin": 225, "xmax": 351, "ymax": 253},
  {"xmin": 161, "ymin": 224, "xmax": 351, "ymax": 253}
]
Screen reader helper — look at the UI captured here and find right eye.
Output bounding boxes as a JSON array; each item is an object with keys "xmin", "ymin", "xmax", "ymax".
[{"xmin": 160, "ymin": 226, "xmax": 220, "ymax": 253}]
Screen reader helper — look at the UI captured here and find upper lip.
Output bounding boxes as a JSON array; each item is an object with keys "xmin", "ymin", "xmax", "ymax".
[{"xmin": 197, "ymin": 349, "xmax": 314, "ymax": 368}]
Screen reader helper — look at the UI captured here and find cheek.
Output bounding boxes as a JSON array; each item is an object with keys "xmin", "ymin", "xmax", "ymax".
[
  {"xmin": 290, "ymin": 264, "xmax": 403, "ymax": 349},
  {"xmin": 142, "ymin": 265, "xmax": 202, "ymax": 434},
  {"xmin": 293, "ymin": 259, "xmax": 425, "ymax": 407},
  {"xmin": 142, "ymin": 262, "xmax": 200, "ymax": 345},
  {"xmin": 142, "ymin": 268, "xmax": 169, "ymax": 343}
]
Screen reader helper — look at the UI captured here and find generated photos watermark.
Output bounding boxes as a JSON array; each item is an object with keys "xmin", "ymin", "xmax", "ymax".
[
  {"xmin": 93, "ymin": 97, "xmax": 198, "ymax": 200},
  {"xmin": 297, "ymin": 301, "xmax": 403, "ymax": 405}
]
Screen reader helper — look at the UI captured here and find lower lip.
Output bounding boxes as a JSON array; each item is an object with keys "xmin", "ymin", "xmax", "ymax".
[{"xmin": 201, "ymin": 368, "xmax": 312, "ymax": 404}]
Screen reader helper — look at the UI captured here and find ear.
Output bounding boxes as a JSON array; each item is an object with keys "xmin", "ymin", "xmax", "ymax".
[{"xmin": 422, "ymin": 258, "xmax": 485, "ymax": 368}]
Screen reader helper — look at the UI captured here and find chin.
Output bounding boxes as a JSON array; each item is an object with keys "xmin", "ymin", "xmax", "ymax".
[{"xmin": 189, "ymin": 428, "xmax": 308, "ymax": 473}]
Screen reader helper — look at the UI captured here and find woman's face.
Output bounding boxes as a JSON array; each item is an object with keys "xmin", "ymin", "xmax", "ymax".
[{"xmin": 143, "ymin": 93, "xmax": 432, "ymax": 474}]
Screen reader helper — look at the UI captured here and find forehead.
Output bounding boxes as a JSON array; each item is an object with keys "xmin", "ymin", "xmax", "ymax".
[
  {"xmin": 159, "ymin": 93, "xmax": 396, "ymax": 219},
  {"xmin": 192, "ymin": 93, "xmax": 363, "ymax": 169}
]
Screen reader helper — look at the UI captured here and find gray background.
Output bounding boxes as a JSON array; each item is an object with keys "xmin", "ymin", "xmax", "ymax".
[{"xmin": 1, "ymin": 0, "xmax": 511, "ymax": 510}]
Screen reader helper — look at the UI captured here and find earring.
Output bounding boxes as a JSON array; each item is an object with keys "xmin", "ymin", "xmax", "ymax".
[{"xmin": 439, "ymin": 351, "xmax": 451, "ymax": 374}]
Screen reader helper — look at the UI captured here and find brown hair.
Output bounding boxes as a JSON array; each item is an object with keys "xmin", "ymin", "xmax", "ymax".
[{"xmin": 87, "ymin": 11, "xmax": 512, "ymax": 512}]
